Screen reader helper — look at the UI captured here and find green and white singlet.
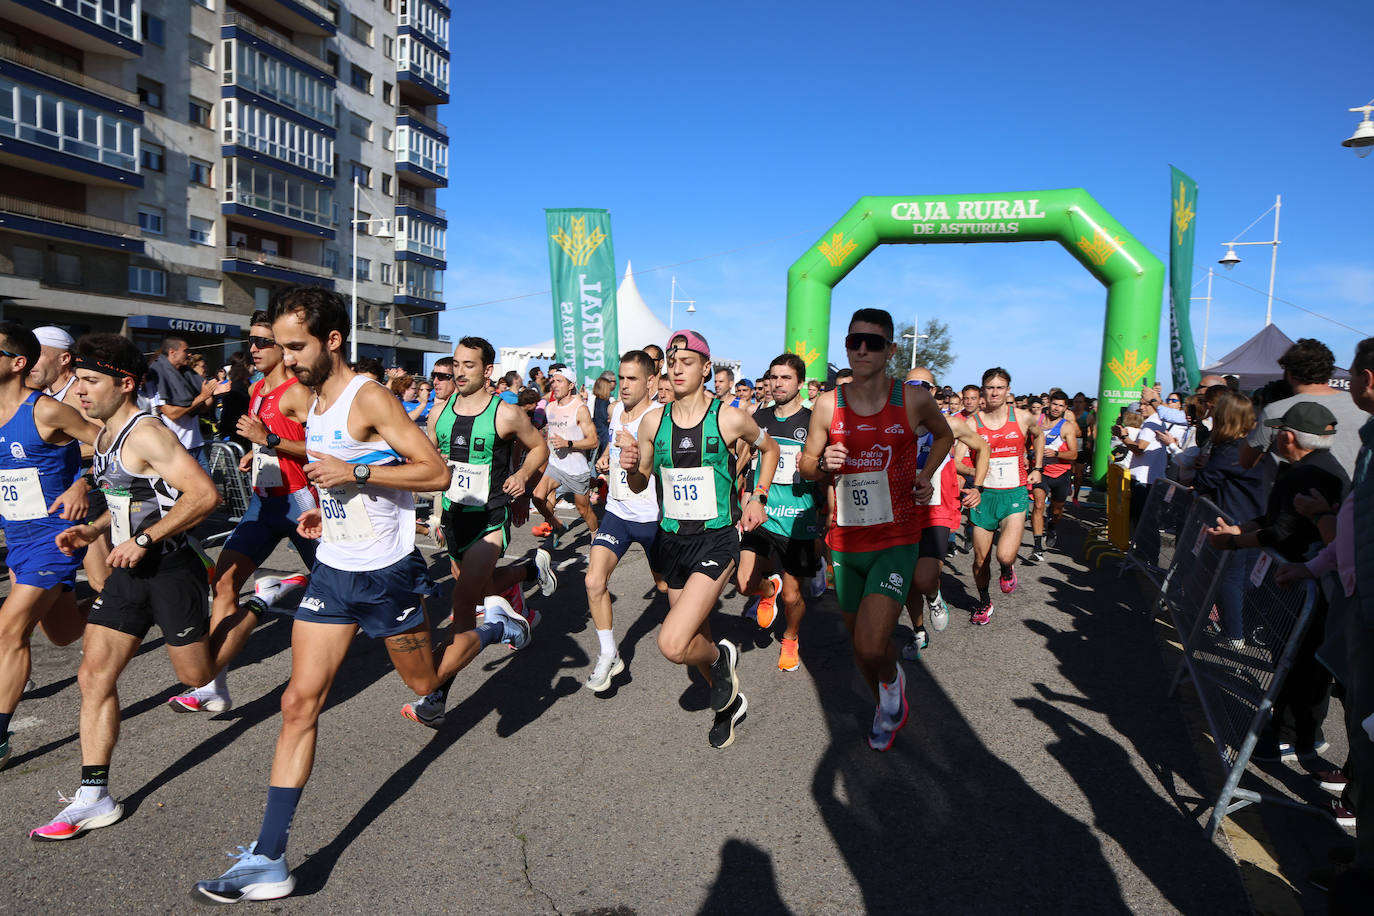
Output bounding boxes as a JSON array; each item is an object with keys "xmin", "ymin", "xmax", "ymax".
[
  {"xmin": 434, "ymin": 394, "xmax": 512, "ymax": 513},
  {"xmin": 753, "ymin": 405, "xmax": 818, "ymax": 540},
  {"xmin": 652, "ymin": 399, "xmax": 738, "ymax": 536}
]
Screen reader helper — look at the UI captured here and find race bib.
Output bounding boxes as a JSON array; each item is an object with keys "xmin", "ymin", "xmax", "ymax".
[
  {"xmin": 0, "ymin": 467, "xmax": 49, "ymax": 521},
  {"xmin": 986, "ymin": 456, "xmax": 1021, "ymax": 489},
  {"xmin": 660, "ymin": 466, "xmax": 717, "ymax": 520},
  {"xmin": 445, "ymin": 460, "xmax": 491, "ymax": 508},
  {"xmin": 319, "ymin": 485, "xmax": 376, "ymax": 543},
  {"xmin": 251, "ymin": 446, "xmax": 283, "ymax": 489},
  {"xmin": 835, "ymin": 472, "xmax": 894, "ymax": 527},
  {"xmin": 106, "ymin": 488, "xmax": 132, "ymax": 546},
  {"xmin": 758, "ymin": 443, "xmax": 801, "ymax": 487}
]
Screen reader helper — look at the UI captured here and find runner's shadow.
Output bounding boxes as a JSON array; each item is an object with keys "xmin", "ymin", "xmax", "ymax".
[{"xmin": 696, "ymin": 839, "xmax": 792, "ymax": 915}]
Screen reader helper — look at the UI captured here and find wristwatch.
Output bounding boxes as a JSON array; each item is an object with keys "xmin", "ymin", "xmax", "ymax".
[
  {"xmin": 353, "ymin": 464, "xmax": 371, "ymax": 485},
  {"xmin": 265, "ymin": 432, "xmax": 281, "ymax": 448},
  {"xmin": 754, "ymin": 492, "xmax": 769, "ymax": 507},
  {"xmin": 134, "ymin": 532, "xmax": 154, "ymax": 549}
]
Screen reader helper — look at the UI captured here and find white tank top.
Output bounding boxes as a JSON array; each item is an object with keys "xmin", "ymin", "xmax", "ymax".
[
  {"xmin": 545, "ymin": 396, "xmax": 590, "ymax": 477},
  {"xmin": 306, "ymin": 375, "xmax": 414, "ymax": 571},
  {"xmin": 606, "ymin": 401, "xmax": 660, "ymax": 524}
]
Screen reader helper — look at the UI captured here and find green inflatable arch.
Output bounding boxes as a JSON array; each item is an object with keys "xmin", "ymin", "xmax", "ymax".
[{"xmin": 785, "ymin": 189, "xmax": 1165, "ymax": 481}]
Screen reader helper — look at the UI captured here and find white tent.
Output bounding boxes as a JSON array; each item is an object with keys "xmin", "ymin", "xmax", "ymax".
[{"xmin": 497, "ymin": 260, "xmax": 673, "ymax": 382}]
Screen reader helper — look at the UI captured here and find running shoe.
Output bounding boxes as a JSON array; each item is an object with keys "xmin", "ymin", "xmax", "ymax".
[
  {"xmin": 1046, "ymin": 526, "xmax": 1059, "ymax": 549},
  {"xmin": 971, "ymin": 598, "xmax": 995, "ymax": 626},
  {"xmin": 550, "ymin": 522, "xmax": 567, "ymax": 549},
  {"xmin": 29, "ymin": 790, "xmax": 123, "ymax": 841},
  {"xmin": 868, "ymin": 666, "xmax": 909, "ymax": 752},
  {"xmin": 708, "ymin": 693, "xmax": 748, "ymax": 749},
  {"xmin": 777, "ymin": 637, "xmax": 800, "ymax": 672},
  {"xmin": 533, "ymin": 548, "xmax": 557, "ymax": 596},
  {"xmin": 998, "ymin": 566, "xmax": 1017, "ymax": 594},
  {"xmin": 484, "ymin": 595, "xmax": 531, "ymax": 650},
  {"xmin": 708, "ymin": 639, "xmax": 740, "ymax": 712},
  {"xmin": 169, "ymin": 684, "xmax": 231, "ymax": 714},
  {"xmin": 531, "ymin": 522, "xmax": 553, "ymax": 537},
  {"xmin": 584, "ymin": 653, "xmax": 625, "ymax": 692},
  {"xmin": 741, "ymin": 595, "xmax": 759, "ymax": 622},
  {"xmin": 928, "ymin": 592, "xmax": 949, "ymax": 632},
  {"xmin": 1317, "ymin": 769, "xmax": 1349, "ymax": 794},
  {"xmin": 193, "ymin": 843, "xmax": 295, "ymax": 904},
  {"xmin": 900, "ymin": 635, "xmax": 922, "ymax": 662},
  {"xmin": 807, "ymin": 561, "xmax": 828, "ymax": 597},
  {"xmin": 756, "ymin": 574, "xmax": 782, "ymax": 628},
  {"xmin": 1330, "ymin": 798, "xmax": 1356, "ymax": 828},
  {"xmin": 1028, "ymin": 549, "xmax": 1045, "ymax": 564},
  {"xmin": 0, "ymin": 732, "xmax": 10, "ymax": 771},
  {"xmin": 401, "ymin": 690, "xmax": 446, "ymax": 728}
]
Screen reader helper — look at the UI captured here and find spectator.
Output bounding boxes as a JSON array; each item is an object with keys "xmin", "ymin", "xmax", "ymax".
[
  {"xmin": 216, "ymin": 356, "xmax": 252, "ymax": 448},
  {"xmin": 1243, "ymin": 338, "xmax": 1367, "ymax": 478},
  {"xmin": 353, "ymin": 356, "xmax": 385, "ymax": 383},
  {"xmin": 410, "ymin": 380, "xmax": 433, "ymax": 424},
  {"xmin": 145, "ymin": 336, "xmax": 216, "ymax": 471},
  {"xmin": 389, "ymin": 373, "xmax": 413, "ymax": 400},
  {"xmin": 528, "ymin": 365, "xmax": 546, "ymax": 391},
  {"xmin": 518, "ymin": 386, "xmax": 546, "ymax": 430},
  {"xmin": 500, "ymin": 371, "xmax": 522, "ymax": 404},
  {"xmin": 590, "ymin": 375, "xmax": 614, "ymax": 458},
  {"xmin": 1119, "ymin": 401, "xmax": 1167, "ymax": 564}
]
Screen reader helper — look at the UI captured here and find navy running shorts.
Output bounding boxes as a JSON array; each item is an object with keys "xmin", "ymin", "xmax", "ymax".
[
  {"xmin": 295, "ymin": 549, "xmax": 435, "ymax": 639},
  {"xmin": 592, "ymin": 510, "xmax": 658, "ymax": 560}
]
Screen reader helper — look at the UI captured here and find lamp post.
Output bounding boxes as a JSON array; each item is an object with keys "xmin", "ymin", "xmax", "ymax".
[
  {"xmin": 1217, "ymin": 194, "xmax": 1281, "ymax": 327},
  {"xmin": 1192, "ymin": 267, "xmax": 1214, "ymax": 367},
  {"xmin": 901, "ymin": 313, "xmax": 928, "ymax": 370},
  {"xmin": 350, "ymin": 175, "xmax": 394, "ymax": 363},
  {"xmin": 1341, "ymin": 101, "xmax": 1374, "ymax": 157},
  {"xmin": 668, "ymin": 275, "xmax": 696, "ymax": 329}
]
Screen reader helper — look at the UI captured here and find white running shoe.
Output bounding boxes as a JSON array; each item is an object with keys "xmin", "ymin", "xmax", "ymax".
[
  {"xmin": 169, "ymin": 683, "xmax": 231, "ymax": 714},
  {"xmin": 30, "ymin": 789, "xmax": 123, "ymax": 841},
  {"xmin": 928, "ymin": 592, "xmax": 949, "ymax": 632},
  {"xmin": 584, "ymin": 654, "xmax": 625, "ymax": 692},
  {"xmin": 534, "ymin": 548, "xmax": 557, "ymax": 596}
]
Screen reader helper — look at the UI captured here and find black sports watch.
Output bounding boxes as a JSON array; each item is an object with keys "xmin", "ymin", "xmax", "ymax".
[
  {"xmin": 353, "ymin": 464, "xmax": 371, "ymax": 485},
  {"xmin": 265, "ymin": 432, "xmax": 282, "ymax": 448},
  {"xmin": 134, "ymin": 532, "xmax": 154, "ymax": 549}
]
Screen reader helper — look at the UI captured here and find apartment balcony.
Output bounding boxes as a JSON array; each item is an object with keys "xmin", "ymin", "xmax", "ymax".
[
  {"xmin": 395, "ymin": 190, "xmax": 444, "ymax": 221},
  {"xmin": 6, "ymin": 0, "xmax": 142, "ymax": 58},
  {"xmin": 221, "ymin": 244, "xmax": 335, "ymax": 288},
  {"xmin": 396, "ymin": 106, "xmax": 446, "ymax": 142},
  {"xmin": 221, "ymin": 13, "xmax": 334, "ymax": 79},
  {"xmin": 398, "ymin": 0, "xmax": 450, "ymax": 52},
  {"xmin": 0, "ymin": 192, "xmax": 143, "ymax": 252},
  {"xmin": 228, "ymin": 0, "xmax": 338, "ymax": 37},
  {"xmin": 0, "ymin": 75, "xmax": 142, "ymax": 187},
  {"xmin": 0, "ymin": 43, "xmax": 140, "ymax": 113},
  {"xmin": 396, "ymin": 38, "xmax": 449, "ymax": 106}
]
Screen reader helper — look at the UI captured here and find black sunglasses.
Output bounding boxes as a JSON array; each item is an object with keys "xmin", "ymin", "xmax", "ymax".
[
  {"xmin": 430, "ymin": 371, "xmax": 453, "ymax": 381},
  {"xmin": 0, "ymin": 348, "xmax": 21, "ymax": 360},
  {"xmin": 248, "ymin": 336, "xmax": 278, "ymax": 349},
  {"xmin": 844, "ymin": 332, "xmax": 889, "ymax": 352}
]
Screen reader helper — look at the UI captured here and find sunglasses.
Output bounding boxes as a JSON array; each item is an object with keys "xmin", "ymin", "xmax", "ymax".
[
  {"xmin": 248, "ymin": 336, "xmax": 278, "ymax": 349},
  {"xmin": 904, "ymin": 379, "xmax": 931, "ymax": 389},
  {"xmin": 844, "ymin": 332, "xmax": 889, "ymax": 352},
  {"xmin": 430, "ymin": 371, "xmax": 453, "ymax": 381},
  {"xmin": 1166, "ymin": 396, "xmax": 1181, "ymax": 404},
  {"xmin": 0, "ymin": 348, "xmax": 21, "ymax": 360}
]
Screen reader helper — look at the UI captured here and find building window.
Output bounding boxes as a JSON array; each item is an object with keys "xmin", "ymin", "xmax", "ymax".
[
  {"xmin": 324, "ymin": 248, "xmax": 340, "ymax": 275},
  {"xmin": 381, "ymin": 173, "xmax": 392, "ymax": 196},
  {"xmin": 382, "ymin": 128, "xmax": 393, "ymax": 151},
  {"xmin": 350, "ymin": 162, "xmax": 371, "ymax": 187},
  {"xmin": 191, "ymin": 0, "xmax": 213, "ymax": 8},
  {"xmin": 189, "ymin": 216, "xmax": 214, "ymax": 245},
  {"xmin": 355, "ymin": 257, "xmax": 371, "ymax": 281},
  {"xmin": 380, "ymin": 262, "xmax": 392, "ymax": 285},
  {"xmin": 349, "ymin": 64, "xmax": 372, "ymax": 94},
  {"xmin": 12, "ymin": 246, "xmax": 41, "ymax": 278},
  {"xmin": 141, "ymin": 142, "xmax": 165, "ymax": 172},
  {"xmin": 129, "ymin": 266, "xmax": 167, "ymax": 297},
  {"xmin": 349, "ymin": 15, "xmax": 373, "ymax": 47},
  {"xmin": 54, "ymin": 253, "xmax": 81, "ymax": 286},
  {"xmin": 186, "ymin": 276, "xmax": 220, "ymax": 304},
  {"xmin": 138, "ymin": 205, "xmax": 165, "ymax": 235},
  {"xmin": 350, "ymin": 115, "xmax": 371, "ymax": 141},
  {"xmin": 326, "ymin": 50, "xmax": 340, "ymax": 77},
  {"xmin": 189, "ymin": 158, "xmax": 213, "ymax": 187},
  {"xmin": 141, "ymin": 13, "xmax": 165, "ymax": 46},
  {"xmin": 189, "ymin": 98, "xmax": 212, "ymax": 128},
  {"xmin": 383, "ymin": 0, "xmax": 393, "ymax": 11},
  {"xmin": 377, "ymin": 305, "xmax": 390, "ymax": 329},
  {"xmin": 189, "ymin": 36, "xmax": 213, "ymax": 69},
  {"xmin": 382, "ymin": 81, "xmax": 393, "ymax": 105},
  {"xmin": 254, "ymin": 287, "xmax": 270, "ymax": 309},
  {"xmin": 383, "ymin": 35, "xmax": 394, "ymax": 59},
  {"xmin": 411, "ymin": 314, "xmax": 433, "ymax": 336},
  {"xmin": 137, "ymin": 77, "xmax": 164, "ymax": 110}
]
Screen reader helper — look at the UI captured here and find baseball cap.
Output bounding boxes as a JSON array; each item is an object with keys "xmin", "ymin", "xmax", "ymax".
[
  {"xmin": 1263, "ymin": 401, "xmax": 1338, "ymax": 436},
  {"xmin": 666, "ymin": 330, "xmax": 710, "ymax": 360},
  {"xmin": 551, "ymin": 366, "xmax": 578, "ymax": 385},
  {"xmin": 33, "ymin": 326, "xmax": 74, "ymax": 349}
]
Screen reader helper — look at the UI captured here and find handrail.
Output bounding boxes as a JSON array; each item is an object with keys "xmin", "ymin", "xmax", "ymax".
[
  {"xmin": 222, "ymin": 12, "xmax": 332, "ymax": 74},
  {"xmin": 223, "ymin": 244, "xmax": 333, "ymax": 278},
  {"xmin": 396, "ymin": 105, "xmax": 446, "ymax": 136},
  {"xmin": 0, "ymin": 43, "xmax": 139, "ymax": 105},
  {"xmin": 395, "ymin": 191, "xmax": 445, "ymax": 219},
  {"xmin": 0, "ymin": 192, "xmax": 139, "ymax": 236}
]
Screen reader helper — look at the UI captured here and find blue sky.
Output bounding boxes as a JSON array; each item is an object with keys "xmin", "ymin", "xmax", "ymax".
[{"xmin": 434, "ymin": 1, "xmax": 1373, "ymax": 395}]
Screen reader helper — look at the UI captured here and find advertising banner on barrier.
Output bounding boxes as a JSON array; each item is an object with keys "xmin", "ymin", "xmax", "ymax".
[
  {"xmin": 1169, "ymin": 167, "xmax": 1201, "ymax": 392},
  {"xmin": 546, "ymin": 208, "xmax": 619, "ymax": 390}
]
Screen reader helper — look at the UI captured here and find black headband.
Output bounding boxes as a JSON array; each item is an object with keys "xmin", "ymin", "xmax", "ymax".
[{"xmin": 73, "ymin": 356, "xmax": 139, "ymax": 380}]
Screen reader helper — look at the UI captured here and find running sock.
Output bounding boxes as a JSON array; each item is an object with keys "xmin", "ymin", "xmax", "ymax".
[
  {"xmin": 80, "ymin": 764, "xmax": 109, "ymax": 790},
  {"xmin": 978, "ymin": 587, "xmax": 991, "ymax": 603},
  {"xmin": 999, "ymin": 563, "xmax": 1013, "ymax": 578},
  {"xmin": 878, "ymin": 675, "xmax": 902, "ymax": 715},
  {"xmin": 596, "ymin": 628, "xmax": 616, "ymax": 657},
  {"xmin": 1034, "ymin": 535, "xmax": 1044, "ymax": 551},
  {"xmin": 0, "ymin": 711, "xmax": 11, "ymax": 738},
  {"xmin": 524, "ymin": 560, "xmax": 538, "ymax": 582},
  {"xmin": 475, "ymin": 621, "xmax": 505, "ymax": 649},
  {"xmin": 434, "ymin": 675, "xmax": 457, "ymax": 702},
  {"xmin": 255, "ymin": 786, "xmax": 303, "ymax": 860}
]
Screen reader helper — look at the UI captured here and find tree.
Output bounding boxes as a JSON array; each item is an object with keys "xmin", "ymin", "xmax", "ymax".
[{"xmin": 888, "ymin": 318, "xmax": 956, "ymax": 381}]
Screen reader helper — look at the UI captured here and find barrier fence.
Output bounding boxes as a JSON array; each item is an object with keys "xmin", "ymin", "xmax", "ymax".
[{"xmin": 203, "ymin": 441, "xmax": 251, "ymax": 548}]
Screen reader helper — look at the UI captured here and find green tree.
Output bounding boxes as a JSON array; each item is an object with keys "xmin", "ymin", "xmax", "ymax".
[{"xmin": 888, "ymin": 318, "xmax": 956, "ymax": 381}]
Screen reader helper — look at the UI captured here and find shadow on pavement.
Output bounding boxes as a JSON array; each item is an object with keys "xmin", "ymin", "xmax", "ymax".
[{"xmin": 697, "ymin": 838, "xmax": 792, "ymax": 915}]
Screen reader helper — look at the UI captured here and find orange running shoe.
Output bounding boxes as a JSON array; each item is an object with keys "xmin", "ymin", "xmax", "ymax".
[
  {"xmin": 756, "ymin": 574, "xmax": 782, "ymax": 628},
  {"xmin": 777, "ymin": 637, "xmax": 800, "ymax": 672},
  {"xmin": 531, "ymin": 522, "xmax": 553, "ymax": 537}
]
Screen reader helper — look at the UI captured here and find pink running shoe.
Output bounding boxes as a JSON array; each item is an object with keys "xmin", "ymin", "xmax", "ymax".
[
  {"xmin": 30, "ymin": 791, "xmax": 123, "ymax": 841},
  {"xmin": 971, "ymin": 598, "xmax": 995, "ymax": 626},
  {"xmin": 999, "ymin": 566, "xmax": 1017, "ymax": 594}
]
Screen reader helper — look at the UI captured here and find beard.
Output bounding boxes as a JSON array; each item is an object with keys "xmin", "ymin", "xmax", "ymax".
[{"xmin": 292, "ymin": 351, "xmax": 332, "ymax": 388}]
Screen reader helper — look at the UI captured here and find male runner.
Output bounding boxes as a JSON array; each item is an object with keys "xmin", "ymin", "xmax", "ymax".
[
  {"xmin": 530, "ymin": 367, "xmax": 598, "ymax": 543},
  {"xmin": 643, "ymin": 344, "xmax": 665, "ymax": 385},
  {"xmin": 735, "ymin": 353, "xmax": 822, "ymax": 671},
  {"xmin": 582, "ymin": 350, "xmax": 661, "ymax": 691},
  {"xmin": 28, "ymin": 327, "xmax": 81, "ymax": 408},
  {"xmin": 968, "ymin": 367, "xmax": 1044, "ymax": 625},
  {"xmin": 420, "ymin": 356, "xmax": 457, "ymax": 546},
  {"xmin": 0, "ymin": 324, "xmax": 100, "ymax": 769},
  {"xmin": 1029, "ymin": 390, "xmax": 1079, "ymax": 562},
  {"xmin": 402, "ymin": 336, "xmax": 555, "ymax": 726},
  {"xmin": 713, "ymin": 366, "xmax": 737, "ymax": 404},
  {"xmin": 168, "ymin": 311, "xmax": 318, "ymax": 714},
  {"xmin": 28, "ymin": 333, "xmax": 228, "ymax": 838},
  {"xmin": 192, "ymin": 288, "xmax": 530, "ymax": 902},
  {"xmin": 799, "ymin": 310, "xmax": 952, "ymax": 751},
  {"xmin": 900, "ymin": 367, "xmax": 988, "ymax": 660},
  {"xmin": 620, "ymin": 331, "xmax": 778, "ymax": 747}
]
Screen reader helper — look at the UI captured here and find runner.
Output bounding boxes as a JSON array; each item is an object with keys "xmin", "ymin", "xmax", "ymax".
[
  {"xmin": 799, "ymin": 309, "xmax": 953, "ymax": 751},
  {"xmin": 658, "ymin": 375, "xmax": 674, "ymax": 405},
  {"xmin": 419, "ymin": 355, "xmax": 458, "ymax": 547},
  {"xmin": 530, "ymin": 367, "xmax": 599, "ymax": 544},
  {"xmin": 167, "ymin": 310, "xmax": 319, "ymax": 714},
  {"xmin": 735, "ymin": 353, "xmax": 821, "ymax": 672},
  {"xmin": 401, "ymin": 336, "xmax": 555, "ymax": 727},
  {"xmin": 1029, "ymin": 390, "xmax": 1079, "ymax": 562},
  {"xmin": 968, "ymin": 367, "xmax": 1044, "ymax": 625},
  {"xmin": 0, "ymin": 323, "xmax": 100, "ymax": 770},
  {"xmin": 619, "ymin": 330, "xmax": 778, "ymax": 748},
  {"xmin": 900, "ymin": 368, "xmax": 988, "ymax": 661},
  {"xmin": 28, "ymin": 332, "xmax": 225, "ymax": 839},
  {"xmin": 582, "ymin": 350, "xmax": 661, "ymax": 691},
  {"xmin": 643, "ymin": 344, "xmax": 665, "ymax": 388}
]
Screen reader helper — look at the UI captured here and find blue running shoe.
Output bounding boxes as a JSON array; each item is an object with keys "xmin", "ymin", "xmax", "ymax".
[
  {"xmin": 483, "ymin": 596, "xmax": 531, "ymax": 650},
  {"xmin": 193, "ymin": 843, "xmax": 295, "ymax": 904},
  {"xmin": 0, "ymin": 732, "xmax": 10, "ymax": 771}
]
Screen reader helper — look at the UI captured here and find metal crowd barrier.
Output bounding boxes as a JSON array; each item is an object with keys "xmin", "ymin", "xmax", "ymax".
[
  {"xmin": 1120, "ymin": 477, "xmax": 1194, "ymax": 595},
  {"xmin": 202, "ymin": 441, "xmax": 250, "ymax": 547},
  {"xmin": 1162, "ymin": 494, "xmax": 1233, "ymax": 672}
]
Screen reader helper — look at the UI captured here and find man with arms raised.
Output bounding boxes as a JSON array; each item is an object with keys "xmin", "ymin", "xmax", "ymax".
[
  {"xmin": 799, "ymin": 310, "xmax": 952, "ymax": 751},
  {"xmin": 530, "ymin": 367, "xmax": 599, "ymax": 544},
  {"xmin": 620, "ymin": 331, "xmax": 778, "ymax": 747},
  {"xmin": 582, "ymin": 350, "xmax": 661, "ymax": 691},
  {"xmin": 968, "ymin": 367, "xmax": 1044, "ymax": 625},
  {"xmin": 1029, "ymin": 390, "xmax": 1079, "ymax": 562}
]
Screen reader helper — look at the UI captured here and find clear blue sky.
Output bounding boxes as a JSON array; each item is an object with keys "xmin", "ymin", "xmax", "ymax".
[{"xmin": 434, "ymin": 0, "xmax": 1373, "ymax": 395}]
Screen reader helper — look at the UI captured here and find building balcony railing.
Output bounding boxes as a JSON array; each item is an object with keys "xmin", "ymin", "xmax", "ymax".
[
  {"xmin": 0, "ymin": 191, "xmax": 138, "ymax": 236},
  {"xmin": 222, "ymin": 13, "xmax": 333, "ymax": 75},
  {"xmin": 291, "ymin": 0, "xmax": 340, "ymax": 25},
  {"xmin": 395, "ymin": 238, "xmax": 444, "ymax": 261},
  {"xmin": 0, "ymin": 42, "xmax": 138, "ymax": 105},
  {"xmin": 395, "ymin": 191, "xmax": 444, "ymax": 220},
  {"xmin": 38, "ymin": 0, "xmax": 136, "ymax": 40},
  {"xmin": 223, "ymin": 244, "xmax": 333, "ymax": 279},
  {"xmin": 396, "ymin": 105, "xmax": 446, "ymax": 137}
]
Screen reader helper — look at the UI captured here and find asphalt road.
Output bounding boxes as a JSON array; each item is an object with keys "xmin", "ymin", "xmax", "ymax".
[{"xmin": 1, "ymin": 506, "xmax": 1263, "ymax": 914}]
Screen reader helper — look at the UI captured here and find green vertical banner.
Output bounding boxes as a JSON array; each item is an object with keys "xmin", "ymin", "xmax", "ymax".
[
  {"xmin": 1168, "ymin": 167, "xmax": 1201, "ymax": 392},
  {"xmin": 546, "ymin": 208, "xmax": 619, "ymax": 390}
]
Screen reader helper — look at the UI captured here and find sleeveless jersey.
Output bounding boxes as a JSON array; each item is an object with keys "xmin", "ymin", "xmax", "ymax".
[
  {"xmin": 249, "ymin": 376, "xmax": 310, "ymax": 497},
  {"xmin": 914, "ymin": 429, "xmax": 961, "ymax": 530},
  {"xmin": 545, "ymin": 396, "xmax": 590, "ymax": 478},
  {"xmin": 652, "ymin": 399, "xmax": 737, "ymax": 535},
  {"xmin": 0, "ymin": 390, "xmax": 80, "ymax": 538},
  {"xmin": 1042, "ymin": 415, "xmax": 1072, "ymax": 479},
  {"xmin": 753, "ymin": 404, "xmax": 818, "ymax": 540},
  {"xmin": 435, "ymin": 393, "xmax": 512, "ymax": 513},
  {"xmin": 826, "ymin": 380, "xmax": 921, "ymax": 553},
  {"xmin": 975, "ymin": 406, "xmax": 1028, "ymax": 490},
  {"xmin": 306, "ymin": 376, "xmax": 413, "ymax": 571},
  {"xmin": 49, "ymin": 375, "xmax": 77, "ymax": 403},
  {"xmin": 92, "ymin": 410, "xmax": 184, "ymax": 555},
  {"xmin": 606, "ymin": 400, "xmax": 660, "ymax": 525}
]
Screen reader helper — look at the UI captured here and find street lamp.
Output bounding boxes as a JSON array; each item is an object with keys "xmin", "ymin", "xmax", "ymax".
[
  {"xmin": 668, "ymin": 275, "xmax": 696, "ymax": 329},
  {"xmin": 350, "ymin": 175, "xmax": 394, "ymax": 363},
  {"xmin": 1217, "ymin": 194, "xmax": 1281, "ymax": 327},
  {"xmin": 1341, "ymin": 102, "xmax": 1374, "ymax": 158},
  {"xmin": 1192, "ymin": 268, "xmax": 1214, "ymax": 367},
  {"xmin": 901, "ymin": 313, "xmax": 928, "ymax": 371}
]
